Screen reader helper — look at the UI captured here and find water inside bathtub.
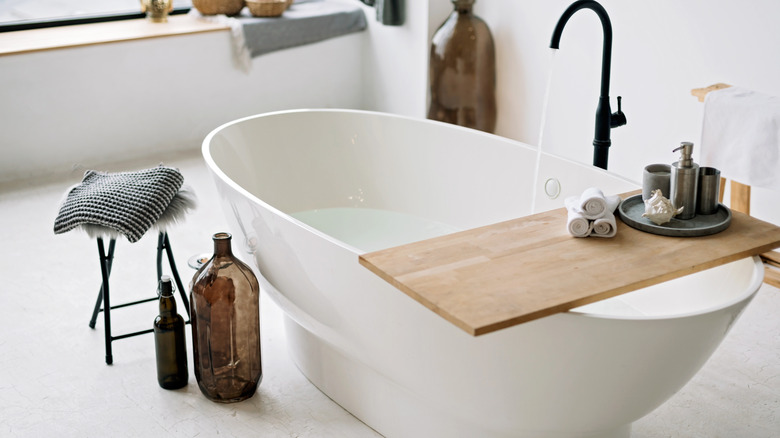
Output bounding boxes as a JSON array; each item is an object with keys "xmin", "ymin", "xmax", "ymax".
[{"xmin": 292, "ymin": 207, "xmax": 461, "ymax": 253}]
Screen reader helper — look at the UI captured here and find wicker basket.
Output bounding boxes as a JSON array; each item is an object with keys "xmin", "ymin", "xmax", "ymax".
[
  {"xmin": 192, "ymin": 0, "xmax": 245, "ymax": 16},
  {"xmin": 246, "ymin": 0, "xmax": 288, "ymax": 17}
]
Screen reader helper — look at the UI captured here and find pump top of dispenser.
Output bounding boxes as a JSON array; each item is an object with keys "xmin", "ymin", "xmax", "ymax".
[{"xmin": 673, "ymin": 142, "xmax": 695, "ymax": 168}]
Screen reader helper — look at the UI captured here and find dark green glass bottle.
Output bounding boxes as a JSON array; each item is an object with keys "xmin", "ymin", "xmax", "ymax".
[{"xmin": 154, "ymin": 275, "xmax": 189, "ymax": 389}]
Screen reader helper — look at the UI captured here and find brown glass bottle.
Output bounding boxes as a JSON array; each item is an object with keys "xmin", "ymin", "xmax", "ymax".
[
  {"xmin": 428, "ymin": 0, "xmax": 497, "ymax": 133},
  {"xmin": 154, "ymin": 275, "xmax": 189, "ymax": 389},
  {"xmin": 190, "ymin": 232, "xmax": 262, "ymax": 403}
]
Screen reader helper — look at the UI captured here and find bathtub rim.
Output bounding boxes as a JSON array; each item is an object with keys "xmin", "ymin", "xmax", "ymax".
[{"xmin": 202, "ymin": 108, "xmax": 764, "ymax": 324}]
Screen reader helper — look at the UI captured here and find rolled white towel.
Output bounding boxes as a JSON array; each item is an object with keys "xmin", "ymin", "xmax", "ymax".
[
  {"xmin": 578, "ymin": 187, "xmax": 608, "ymax": 219},
  {"xmin": 565, "ymin": 196, "xmax": 592, "ymax": 237},
  {"xmin": 591, "ymin": 195, "xmax": 622, "ymax": 238},
  {"xmin": 591, "ymin": 211, "xmax": 616, "ymax": 237}
]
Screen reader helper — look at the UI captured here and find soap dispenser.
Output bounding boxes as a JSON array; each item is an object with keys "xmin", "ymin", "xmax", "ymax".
[{"xmin": 670, "ymin": 142, "xmax": 699, "ymax": 220}]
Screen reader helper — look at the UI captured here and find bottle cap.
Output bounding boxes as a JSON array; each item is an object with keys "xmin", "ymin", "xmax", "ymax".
[{"xmin": 159, "ymin": 275, "xmax": 173, "ymax": 296}]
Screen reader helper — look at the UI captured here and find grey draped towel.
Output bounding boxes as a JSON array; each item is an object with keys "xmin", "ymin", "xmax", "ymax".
[
  {"xmin": 239, "ymin": 0, "xmax": 367, "ymax": 57},
  {"xmin": 53, "ymin": 166, "xmax": 184, "ymax": 243}
]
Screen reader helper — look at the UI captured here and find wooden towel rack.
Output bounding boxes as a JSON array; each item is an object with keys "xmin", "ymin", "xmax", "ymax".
[{"xmin": 692, "ymin": 83, "xmax": 780, "ymax": 288}]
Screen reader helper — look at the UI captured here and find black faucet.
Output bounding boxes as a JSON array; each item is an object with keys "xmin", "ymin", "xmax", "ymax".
[{"xmin": 550, "ymin": 0, "xmax": 626, "ymax": 170}]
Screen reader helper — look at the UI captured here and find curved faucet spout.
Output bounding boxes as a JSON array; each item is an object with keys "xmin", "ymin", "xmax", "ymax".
[
  {"xmin": 549, "ymin": 0, "xmax": 625, "ymax": 170},
  {"xmin": 550, "ymin": 0, "xmax": 612, "ymax": 97}
]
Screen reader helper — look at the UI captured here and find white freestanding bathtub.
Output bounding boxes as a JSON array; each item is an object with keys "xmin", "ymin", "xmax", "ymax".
[{"xmin": 203, "ymin": 109, "xmax": 763, "ymax": 438}]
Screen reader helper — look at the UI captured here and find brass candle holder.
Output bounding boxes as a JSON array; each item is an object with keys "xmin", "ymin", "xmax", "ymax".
[{"xmin": 141, "ymin": 0, "xmax": 174, "ymax": 23}]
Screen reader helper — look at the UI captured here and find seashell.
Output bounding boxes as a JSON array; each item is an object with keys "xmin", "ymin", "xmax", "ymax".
[{"xmin": 641, "ymin": 189, "xmax": 684, "ymax": 225}]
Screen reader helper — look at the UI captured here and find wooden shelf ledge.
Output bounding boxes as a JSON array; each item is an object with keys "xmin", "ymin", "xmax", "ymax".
[{"xmin": 0, "ymin": 14, "xmax": 229, "ymax": 56}]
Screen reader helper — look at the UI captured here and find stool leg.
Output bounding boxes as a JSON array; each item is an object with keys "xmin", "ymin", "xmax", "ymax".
[
  {"xmin": 163, "ymin": 232, "xmax": 191, "ymax": 318},
  {"xmin": 97, "ymin": 238, "xmax": 114, "ymax": 365},
  {"xmin": 156, "ymin": 232, "xmax": 190, "ymax": 318},
  {"xmin": 156, "ymin": 232, "xmax": 165, "ymax": 286},
  {"xmin": 89, "ymin": 239, "xmax": 115, "ymax": 328}
]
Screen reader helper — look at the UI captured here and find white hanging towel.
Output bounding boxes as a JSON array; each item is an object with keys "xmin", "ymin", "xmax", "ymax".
[{"xmin": 701, "ymin": 86, "xmax": 780, "ymax": 192}]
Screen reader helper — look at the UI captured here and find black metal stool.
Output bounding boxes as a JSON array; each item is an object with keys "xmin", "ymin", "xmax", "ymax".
[
  {"xmin": 53, "ymin": 165, "xmax": 196, "ymax": 365},
  {"xmin": 89, "ymin": 232, "xmax": 191, "ymax": 365}
]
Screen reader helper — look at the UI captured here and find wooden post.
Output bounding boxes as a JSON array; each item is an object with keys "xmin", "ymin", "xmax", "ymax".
[
  {"xmin": 691, "ymin": 83, "xmax": 731, "ymax": 102},
  {"xmin": 730, "ymin": 181, "xmax": 751, "ymax": 215}
]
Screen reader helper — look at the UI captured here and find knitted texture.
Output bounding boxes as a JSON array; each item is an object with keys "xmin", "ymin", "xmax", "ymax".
[{"xmin": 53, "ymin": 166, "xmax": 184, "ymax": 243}]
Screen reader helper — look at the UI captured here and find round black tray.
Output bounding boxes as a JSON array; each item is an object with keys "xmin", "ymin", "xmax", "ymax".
[{"xmin": 618, "ymin": 194, "xmax": 731, "ymax": 237}]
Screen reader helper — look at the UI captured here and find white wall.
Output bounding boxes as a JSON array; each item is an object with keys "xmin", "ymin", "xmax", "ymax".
[
  {"xmin": 0, "ymin": 0, "xmax": 434, "ymax": 187},
  {"xmin": 452, "ymin": 0, "xmax": 780, "ymax": 224},
  {"xmin": 0, "ymin": 24, "xmax": 364, "ymax": 186},
  {"xmin": 358, "ymin": 1, "xmax": 431, "ymax": 117}
]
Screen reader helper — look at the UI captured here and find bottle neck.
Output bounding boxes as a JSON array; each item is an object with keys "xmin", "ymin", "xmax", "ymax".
[
  {"xmin": 212, "ymin": 232, "xmax": 234, "ymax": 257},
  {"xmin": 452, "ymin": 0, "xmax": 474, "ymax": 13},
  {"xmin": 160, "ymin": 296, "xmax": 177, "ymax": 315}
]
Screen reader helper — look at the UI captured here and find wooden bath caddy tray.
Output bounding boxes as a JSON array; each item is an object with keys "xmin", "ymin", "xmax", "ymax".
[{"xmin": 359, "ymin": 192, "xmax": 780, "ymax": 336}]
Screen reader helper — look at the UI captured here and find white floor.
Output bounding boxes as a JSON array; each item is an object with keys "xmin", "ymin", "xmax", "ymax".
[{"xmin": 1, "ymin": 150, "xmax": 778, "ymax": 437}]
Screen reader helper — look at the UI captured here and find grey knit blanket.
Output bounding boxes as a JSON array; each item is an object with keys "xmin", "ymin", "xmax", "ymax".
[{"xmin": 53, "ymin": 166, "xmax": 184, "ymax": 243}]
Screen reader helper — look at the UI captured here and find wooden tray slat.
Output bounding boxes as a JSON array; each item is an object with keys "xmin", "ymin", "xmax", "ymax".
[{"xmin": 359, "ymin": 193, "xmax": 780, "ymax": 336}]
